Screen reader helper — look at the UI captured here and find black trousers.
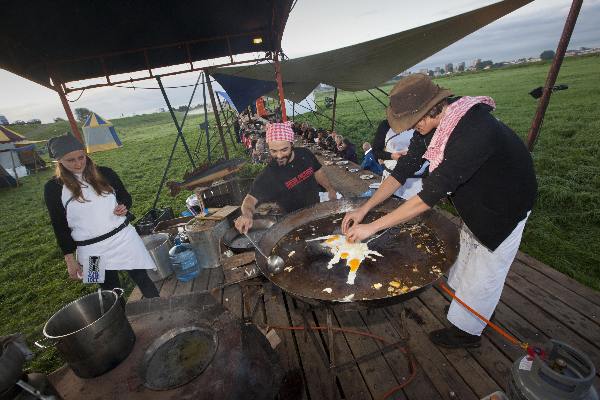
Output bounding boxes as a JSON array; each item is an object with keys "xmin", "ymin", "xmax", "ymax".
[{"xmin": 100, "ymin": 269, "xmax": 160, "ymax": 298}]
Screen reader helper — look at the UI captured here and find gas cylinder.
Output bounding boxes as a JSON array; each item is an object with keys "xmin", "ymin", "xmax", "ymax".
[{"xmin": 506, "ymin": 340, "xmax": 598, "ymax": 400}]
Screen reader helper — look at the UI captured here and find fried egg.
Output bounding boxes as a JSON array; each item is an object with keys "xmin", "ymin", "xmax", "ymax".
[{"xmin": 308, "ymin": 234, "xmax": 383, "ymax": 285}]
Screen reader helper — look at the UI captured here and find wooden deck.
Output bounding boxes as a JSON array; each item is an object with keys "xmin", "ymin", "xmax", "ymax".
[{"xmin": 128, "ymin": 155, "xmax": 600, "ymax": 400}]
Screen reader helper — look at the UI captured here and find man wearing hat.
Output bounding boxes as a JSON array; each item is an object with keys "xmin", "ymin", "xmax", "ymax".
[
  {"xmin": 342, "ymin": 74, "xmax": 537, "ymax": 348},
  {"xmin": 235, "ymin": 122, "xmax": 337, "ymax": 234}
]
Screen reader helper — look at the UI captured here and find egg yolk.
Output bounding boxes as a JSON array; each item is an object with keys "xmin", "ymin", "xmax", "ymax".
[
  {"xmin": 340, "ymin": 252, "xmax": 349, "ymax": 259},
  {"xmin": 349, "ymin": 258, "xmax": 361, "ymax": 272},
  {"xmin": 326, "ymin": 235, "xmax": 339, "ymax": 244}
]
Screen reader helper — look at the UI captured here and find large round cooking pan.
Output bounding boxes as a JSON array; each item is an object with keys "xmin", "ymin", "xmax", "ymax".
[
  {"xmin": 222, "ymin": 218, "xmax": 276, "ymax": 253},
  {"xmin": 255, "ymin": 198, "xmax": 460, "ymax": 307}
]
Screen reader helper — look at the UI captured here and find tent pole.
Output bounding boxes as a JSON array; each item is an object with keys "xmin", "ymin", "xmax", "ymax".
[
  {"xmin": 273, "ymin": 52, "xmax": 288, "ymax": 122},
  {"xmin": 331, "ymin": 87, "xmax": 338, "ymax": 131},
  {"xmin": 366, "ymin": 89, "xmax": 387, "ymax": 108},
  {"xmin": 527, "ymin": 0, "xmax": 582, "ymax": 152},
  {"xmin": 156, "ymin": 76, "xmax": 196, "ymax": 169},
  {"xmin": 292, "ymin": 103, "xmax": 295, "ymax": 122},
  {"xmin": 200, "ymin": 72, "xmax": 211, "ymax": 163},
  {"xmin": 355, "ymin": 94, "xmax": 373, "ymax": 127},
  {"xmin": 55, "ymin": 84, "xmax": 83, "ymax": 143},
  {"xmin": 205, "ymin": 73, "xmax": 230, "ymax": 160},
  {"xmin": 216, "ymin": 94, "xmax": 237, "ymax": 149},
  {"xmin": 10, "ymin": 149, "xmax": 19, "ymax": 186}
]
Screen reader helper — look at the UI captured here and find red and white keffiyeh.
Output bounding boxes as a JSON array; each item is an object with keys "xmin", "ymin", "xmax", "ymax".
[
  {"xmin": 266, "ymin": 122, "xmax": 295, "ymax": 143},
  {"xmin": 423, "ymin": 96, "xmax": 495, "ymax": 172}
]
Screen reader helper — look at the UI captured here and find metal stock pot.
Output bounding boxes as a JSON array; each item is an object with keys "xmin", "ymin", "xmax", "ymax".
[{"xmin": 36, "ymin": 288, "xmax": 135, "ymax": 378}]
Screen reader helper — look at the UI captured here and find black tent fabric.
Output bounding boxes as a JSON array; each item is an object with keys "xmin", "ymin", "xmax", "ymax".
[
  {"xmin": 212, "ymin": 0, "xmax": 533, "ymax": 105},
  {"xmin": 0, "ymin": 0, "xmax": 293, "ymax": 87}
]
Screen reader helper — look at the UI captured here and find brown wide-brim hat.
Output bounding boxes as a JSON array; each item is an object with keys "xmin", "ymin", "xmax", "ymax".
[{"xmin": 386, "ymin": 73, "xmax": 453, "ymax": 133}]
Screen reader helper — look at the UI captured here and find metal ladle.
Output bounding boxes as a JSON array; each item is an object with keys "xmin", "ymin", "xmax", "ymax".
[{"xmin": 244, "ymin": 233, "xmax": 284, "ymax": 274}]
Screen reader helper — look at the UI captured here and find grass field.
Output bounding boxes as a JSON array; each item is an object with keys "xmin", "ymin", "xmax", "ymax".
[{"xmin": 0, "ymin": 54, "xmax": 598, "ymax": 373}]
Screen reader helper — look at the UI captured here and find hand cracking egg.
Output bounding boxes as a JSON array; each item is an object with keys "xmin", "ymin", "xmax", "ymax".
[{"xmin": 307, "ymin": 234, "xmax": 383, "ymax": 285}]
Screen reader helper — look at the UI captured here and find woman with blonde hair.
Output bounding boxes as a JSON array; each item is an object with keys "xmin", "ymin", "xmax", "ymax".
[{"xmin": 44, "ymin": 134, "xmax": 159, "ymax": 297}]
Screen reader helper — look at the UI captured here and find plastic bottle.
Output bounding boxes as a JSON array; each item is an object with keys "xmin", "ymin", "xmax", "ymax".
[{"xmin": 169, "ymin": 229, "xmax": 200, "ymax": 282}]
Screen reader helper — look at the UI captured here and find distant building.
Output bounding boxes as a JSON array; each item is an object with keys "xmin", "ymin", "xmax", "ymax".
[
  {"xmin": 0, "ymin": 115, "xmax": 8, "ymax": 125},
  {"xmin": 434, "ymin": 66, "xmax": 441, "ymax": 76},
  {"xmin": 445, "ymin": 63, "xmax": 454, "ymax": 73},
  {"xmin": 457, "ymin": 62, "xmax": 466, "ymax": 72},
  {"xmin": 471, "ymin": 58, "xmax": 481, "ymax": 68},
  {"xmin": 419, "ymin": 68, "xmax": 428, "ymax": 75}
]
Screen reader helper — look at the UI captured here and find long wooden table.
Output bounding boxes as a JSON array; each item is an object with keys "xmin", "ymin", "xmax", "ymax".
[{"xmin": 123, "ymin": 151, "xmax": 600, "ymax": 399}]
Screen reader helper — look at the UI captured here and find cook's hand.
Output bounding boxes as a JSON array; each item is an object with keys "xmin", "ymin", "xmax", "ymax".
[
  {"xmin": 391, "ymin": 151, "xmax": 407, "ymax": 160},
  {"xmin": 66, "ymin": 258, "xmax": 83, "ymax": 280},
  {"xmin": 346, "ymin": 223, "xmax": 376, "ymax": 243},
  {"xmin": 327, "ymin": 190, "xmax": 337, "ymax": 201},
  {"xmin": 235, "ymin": 215, "xmax": 253, "ymax": 234},
  {"xmin": 114, "ymin": 204, "xmax": 128, "ymax": 216},
  {"xmin": 341, "ymin": 207, "xmax": 368, "ymax": 234}
]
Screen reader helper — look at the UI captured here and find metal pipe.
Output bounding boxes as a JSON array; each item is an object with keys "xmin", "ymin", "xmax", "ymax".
[
  {"xmin": 62, "ymin": 56, "xmax": 270, "ymax": 93},
  {"xmin": 55, "ymin": 84, "xmax": 83, "ymax": 143},
  {"xmin": 156, "ymin": 76, "xmax": 196, "ymax": 169},
  {"xmin": 216, "ymin": 94, "xmax": 237, "ymax": 148},
  {"xmin": 273, "ymin": 52, "xmax": 288, "ymax": 122},
  {"xmin": 206, "ymin": 73, "xmax": 230, "ymax": 160},
  {"xmin": 330, "ymin": 87, "xmax": 338, "ymax": 131},
  {"xmin": 527, "ymin": 0, "xmax": 583, "ymax": 152}
]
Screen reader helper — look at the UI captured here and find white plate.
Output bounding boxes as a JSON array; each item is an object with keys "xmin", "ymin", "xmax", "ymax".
[
  {"xmin": 369, "ymin": 182, "xmax": 381, "ymax": 189},
  {"xmin": 360, "ymin": 174, "xmax": 374, "ymax": 180},
  {"xmin": 336, "ymin": 160, "xmax": 349, "ymax": 165},
  {"xmin": 348, "ymin": 168, "xmax": 359, "ymax": 173}
]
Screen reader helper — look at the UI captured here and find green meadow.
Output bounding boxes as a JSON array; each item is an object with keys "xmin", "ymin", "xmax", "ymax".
[{"xmin": 0, "ymin": 54, "xmax": 598, "ymax": 373}]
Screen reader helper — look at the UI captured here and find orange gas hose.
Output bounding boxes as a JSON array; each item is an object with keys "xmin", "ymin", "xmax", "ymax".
[
  {"xmin": 439, "ymin": 281, "xmax": 529, "ymax": 351},
  {"xmin": 268, "ymin": 324, "xmax": 416, "ymax": 399}
]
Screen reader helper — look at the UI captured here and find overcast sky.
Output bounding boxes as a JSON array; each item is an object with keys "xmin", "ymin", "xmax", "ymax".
[{"xmin": 1, "ymin": 0, "xmax": 599, "ymax": 123}]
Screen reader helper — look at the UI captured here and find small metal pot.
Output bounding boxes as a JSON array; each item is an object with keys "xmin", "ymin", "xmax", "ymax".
[
  {"xmin": 142, "ymin": 233, "xmax": 174, "ymax": 281},
  {"xmin": 36, "ymin": 289, "xmax": 135, "ymax": 378}
]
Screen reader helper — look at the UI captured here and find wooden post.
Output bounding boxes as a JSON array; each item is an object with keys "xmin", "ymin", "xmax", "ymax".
[
  {"xmin": 331, "ymin": 87, "xmax": 338, "ymax": 132},
  {"xmin": 527, "ymin": 0, "xmax": 583, "ymax": 151},
  {"xmin": 273, "ymin": 52, "xmax": 288, "ymax": 122},
  {"xmin": 56, "ymin": 85, "xmax": 83, "ymax": 143},
  {"xmin": 205, "ymin": 73, "xmax": 230, "ymax": 160}
]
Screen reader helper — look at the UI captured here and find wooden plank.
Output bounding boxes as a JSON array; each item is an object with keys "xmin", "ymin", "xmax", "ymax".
[
  {"xmin": 505, "ymin": 271, "xmax": 600, "ymax": 346},
  {"xmin": 498, "ymin": 284, "xmax": 600, "ymax": 375},
  {"xmin": 193, "ymin": 267, "xmax": 212, "ymax": 292},
  {"xmin": 511, "ymin": 260, "xmax": 600, "ymax": 326},
  {"xmin": 128, "ymin": 286, "xmax": 143, "ymax": 303},
  {"xmin": 334, "ymin": 308, "xmax": 408, "ymax": 400},
  {"xmin": 222, "ymin": 283, "xmax": 243, "ymax": 318},
  {"xmin": 393, "ymin": 297, "xmax": 500, "ymax": 399},
  {"xmin": 173, "ymin": 277, "xmax": 194, "ymax": 296},
  {"xmin": 389, "ymin": 299, "xmax": 479, "ymax": 400},
  {"xmin": 159, "ymin": 275, "xmax": 178, "ymax": 298},
  {"xmin": 357, "ymin": 307, "xmax": 443, "ymax": 400},
  {"xmin": 515, "ymin": 251, "xmax": 600, "ymax": 307},
  {"xmin": 418, "ymin": 288, "xmax": 514, "ymax": 392},
  {"xmin": 311, "ymin": 306, "xmax": 374, "ymax": 400},
  {"xmin": 208, "ymin": 267, "xmax": 225, "ymax": 303},
  {"xmin": 263, "ymin": 286, "xmax": 309, "ymax": 400},
  {"xmin": 286, "ymin": 297, "xmax": 341, "ymax": 400}
]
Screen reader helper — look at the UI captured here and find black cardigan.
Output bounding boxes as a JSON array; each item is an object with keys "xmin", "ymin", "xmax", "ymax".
[
  {"xmin": 44, "ymin": 166, "xmax": 132, "ymax": 255},
  {"xmin": 392, "ymin": 102, "xmax": 537, "ymax": 251}
]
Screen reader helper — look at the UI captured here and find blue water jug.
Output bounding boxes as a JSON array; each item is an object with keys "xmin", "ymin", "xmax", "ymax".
[{"xmin": 169, "ymin": 236, "xmax": 201, "ymax": 282}]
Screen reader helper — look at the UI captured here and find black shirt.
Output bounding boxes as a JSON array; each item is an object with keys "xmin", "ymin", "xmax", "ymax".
[
  {"xmin": 44, "ymin": 166, "xmax": 131, "ymax": 255},
  {"xmin": 391, "ymin": 101, "xmax": 537, "ymax": 251},
  {"xmin": 249, "ymin": 147, "xmax": 322, "ymax": 213},
  {"xmin": 372, "ymin": 119, "xmax": 393, "ymax": 161}
]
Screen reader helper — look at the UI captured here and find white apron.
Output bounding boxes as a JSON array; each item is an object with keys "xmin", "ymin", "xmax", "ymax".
[
  {"xmin": 446, "ymin": 212, "xmax": 530, "ymax": 335},
  {"xmin": 63, "ymin": 180, "xmax": 155, "ymax": 281},
  {"xmin": 381, "ymin": 128, "xmax": 425, "ymax": 200}
]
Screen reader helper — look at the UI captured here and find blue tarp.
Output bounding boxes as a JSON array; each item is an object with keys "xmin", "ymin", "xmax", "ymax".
[
  {"xmin": 215, "ymin": 90, "xmax": 236, "ymax": 110},
  {"xmin": 211, "ymin": 73, "xmax": 277, "ymax": 113}
]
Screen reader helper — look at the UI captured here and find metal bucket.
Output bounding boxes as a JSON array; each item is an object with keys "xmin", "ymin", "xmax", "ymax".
[
  {"xmin": 185, "ymin": 218, "xmax": 230, "ymax": 269},
  {"xmin": 36, "ymin": 289, "xmax": 135, "ymax": 378},
  {"xmin": 142, "ymin": 233, "xmax": 174, "ymax": 281}
]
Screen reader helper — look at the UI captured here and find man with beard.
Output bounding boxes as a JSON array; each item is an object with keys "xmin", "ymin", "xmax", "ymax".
[{"xmin": 235, "ymin": 122, "xmax": 337, "ymax": 234}]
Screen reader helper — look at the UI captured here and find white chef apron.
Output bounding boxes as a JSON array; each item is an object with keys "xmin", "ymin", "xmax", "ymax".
[
  {"xmin": 381, "ymin": 128, "xmax": 424, "ymax": 200},
  {"xmin": 446, "ymin": 212, "xmax": 530, "ymax": 335},
  {"xmin": 63, "ymin": 180, "xmax": 155, "ymax": 274}
]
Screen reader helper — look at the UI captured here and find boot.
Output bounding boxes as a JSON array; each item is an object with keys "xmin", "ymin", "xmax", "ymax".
[{"xmin": 429, "ymin": 325, "xmax": 482, "ymax": 349}]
